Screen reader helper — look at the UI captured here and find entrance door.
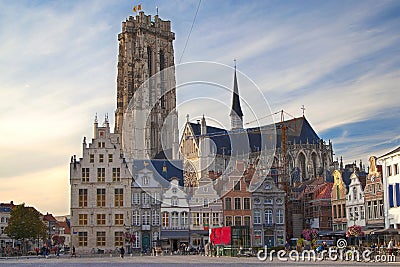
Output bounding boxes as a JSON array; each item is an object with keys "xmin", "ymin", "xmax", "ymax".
[
  {"xmin": 142, "ymin": 233, "xmax": 151, "ymax": 253},
  {"xmin": 264, "ymin": 235, "xmax": 274, "ymax": 247}
]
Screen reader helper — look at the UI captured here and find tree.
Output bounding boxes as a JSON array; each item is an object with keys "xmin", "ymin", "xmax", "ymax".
[{"xmin": 4, "ymin": 204, "xmax": 47, "ymax": 255}]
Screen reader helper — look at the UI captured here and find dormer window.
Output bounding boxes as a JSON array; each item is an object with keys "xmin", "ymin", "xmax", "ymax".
[
  {"xmin": 171, "ymin": 197, "xmax": 178, "ymax": 206},
  {"xmin": 142, "ymin": 176, "xmax": 149, "ymax": 185},
  {"xmin": 172, "ymin": 188, "xmax": 177, "ymax": 194}
]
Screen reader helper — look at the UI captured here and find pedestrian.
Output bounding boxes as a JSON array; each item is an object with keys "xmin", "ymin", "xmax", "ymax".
[
  {"xmin": 120, "ymin": 246, "xmax": 125, "ymax": 258},
  {"xmin": 72, "ymin": 246, "xmax": 76, "ymax": 258},
  {"xmin": 388, "ymin": 238, "xmax": 394, "ymax": 255}
]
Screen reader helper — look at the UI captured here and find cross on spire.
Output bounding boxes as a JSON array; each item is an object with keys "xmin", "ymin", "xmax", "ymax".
[{"xmin": 301, "ymin": 105, "xmax": 306, "ymax": 117}]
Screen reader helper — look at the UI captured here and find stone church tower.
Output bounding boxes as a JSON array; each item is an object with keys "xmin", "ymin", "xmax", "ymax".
[{"xmin": 114, "ymin": 12, "xmax": 178, "ymax": 160}]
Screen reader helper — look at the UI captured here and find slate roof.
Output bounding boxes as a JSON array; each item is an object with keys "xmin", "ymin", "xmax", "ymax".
[
  {"xmin": 133, "ymin": 159, "xmax": 184, "ymax": 187},
  {"xmin": 188, "ymin": 116, "xmax": 321, "ymax": 156},
  {"xmin": 230, "ymin": 69, "xmax": 243, "ymax": 118}
]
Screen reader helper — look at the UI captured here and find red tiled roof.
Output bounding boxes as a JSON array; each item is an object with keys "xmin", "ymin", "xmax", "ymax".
[{"xmin": 43, "ymin": 213, "xmax": 57, "ymax": 222}]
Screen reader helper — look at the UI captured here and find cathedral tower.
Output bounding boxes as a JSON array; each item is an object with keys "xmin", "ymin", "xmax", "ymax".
[{"xmin": 115, "ymin": 12, "xmax": 178, "ymax": 159}]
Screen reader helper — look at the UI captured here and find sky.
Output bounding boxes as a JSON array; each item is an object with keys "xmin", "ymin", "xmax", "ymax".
[{"xmin": 0, "ymin": 0, "xmax": 399, "ymax": 215}]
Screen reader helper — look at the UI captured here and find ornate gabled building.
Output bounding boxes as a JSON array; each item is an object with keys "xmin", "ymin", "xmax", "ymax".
[
  {"xmin": 115, "ymin": 12, "xmax": 178, "ymax": 160},
  {"xmin": 188, "ymin": 176, "xmax": 223, "ymax": 249},
  {"xmin": 160, "ymin": 178, "xmax": 189, "ymax": 253},
  {"xmin": 131, "ymin": 160, "xmax": 164, "ymax": 254},
  {"xmin": 364, "ymin": 156, "xmax": 385, "ymax": 229},
  {"xmin": 251, "ymin": 177, "xmax": 286, "ymax": 247},
  {"xmin": 70, "ymin": 117, "xmax": 132, "ymax": 254},
  {"xmin": 331, "ymin": 170, "xmax": 347, "ymax": 231},
  {"xmin": 346, "ymin": 171, "xmax": 366, "ymax": 228}
]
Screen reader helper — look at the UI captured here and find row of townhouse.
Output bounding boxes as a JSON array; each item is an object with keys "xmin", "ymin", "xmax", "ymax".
[
  {"xmin": 331, "ymin": 149, "xmax": 400, "ymax": 233},
  {"xmin": 70, "ymin": 119, "xmax": 286, "ymax": 254}
]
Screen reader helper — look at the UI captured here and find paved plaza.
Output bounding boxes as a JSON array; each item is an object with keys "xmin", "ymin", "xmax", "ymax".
[{"xmin": 0, "ymin": 254, "xmax": 398, "ymax": 267}]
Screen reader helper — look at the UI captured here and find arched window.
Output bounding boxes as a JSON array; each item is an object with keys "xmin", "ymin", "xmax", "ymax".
[
  {"xmin": 311, "ymin": 152, "xmax": 318, "ymax": 178},
  {"xmin": 353, "ymin": 187, "xmax": 357, "ymax": 201},
  {"xmin": 147, "ymin": 47, "xmax": 152, "ymax": 77},
  {"xmin": 298, "ymin": 153, "xmax": 306, "ymax": 180},
  {"xmin": 265, "ymin": 209, "xmax": 273, "ymax": 225}
]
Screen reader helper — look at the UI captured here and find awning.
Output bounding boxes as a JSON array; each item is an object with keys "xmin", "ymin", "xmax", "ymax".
[
  {"xmin": 364, "ymin": 229, "xmax": 380, "ymax": 235},
  {"xmin": 190, "ymin": 230, "xmax": 209, "ymax": 236},
  {"xmin": 372, "ymin": 228, "xmax": 399, "ymax": 235},
  {"xmin": 161, "ymin": 230, "xmax": 189, "ymax": 239}
]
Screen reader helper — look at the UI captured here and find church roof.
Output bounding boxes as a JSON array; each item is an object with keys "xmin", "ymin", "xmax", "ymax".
[{"xmin": 188, "ymin": 116, "xmax": 321, "ymax": 156}]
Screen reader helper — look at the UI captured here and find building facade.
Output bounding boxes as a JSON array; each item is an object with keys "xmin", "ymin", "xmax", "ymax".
[
  {"xmin": 0, "ymin": 202, "xmax": 14, "ymax": 249},
  {"xmin": 378, "ymin": 147, "xmax": 400, "ymax": 229},
  {"xmin": 346, "ymin": 172, "xmax": 366, "ymax": 228},
  {"xmin": 331, "ymin": 170, "xmax": 347, "ymax": 231},
  {"xmin": 70, "ymin": 117, "xmax": 132, "ymax": 254},
  {"xmin": 364, "ymin": 156, "xmax": 385, "ymax": 229},
  {"xmin": 160, "ymin": 178, "xmax": 189, "ymax": 253},
  {"xmin": 251, "ymin": 177, "xmax": 286, "ymax": 247}
]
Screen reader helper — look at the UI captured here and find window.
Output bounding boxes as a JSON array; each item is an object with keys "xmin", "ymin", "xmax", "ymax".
[
  {"xmin": 133, "ymin": 210, "xmax": 140, "ymax": 226},
  {"xmin": 132, "ymin": 193, "xmax": 140, "ymax": 205},
  {"xmin": 212, "ymin": 212, "xmax": 219, "ymax": 227},
  {"xmin": 265, "ymin": 183, "xmax": 271, "ymax": 190},
  {"xmin": 389, "ymin": 184, "xmax": 395, "ymax": 207},
  {"xmin": 172, "ymin": 188, "xmax": 177, "ymax": 194},
  {"xmin": 254, "ymin": 210, "xmax": 261, "ymax": 224},
  {"xmin": 142, "ymin": 192, "xmax": 150, "ymax": 205},
  {"xmin": 78, "ymin": 189, "xmax": 88, "ymax": 207},
  {"xmin": 254, "ymin": 230, "xmax": 262, "ymax": 246},
  {"xmin": 171, "ymin": 212, "xmax": 179, "ymax": 228},
  {"xmin": 78, "ymin": 232, "xmax": 88, "ymax": 246},
  {"xmin": 234, "ymin": 197, "xmax": 241, "ymax": 210},
  {"xmin": 354, "ymin": 207, "xmax": 359, "ymax": 220},
  {"xmin": 99, "ymin": 154, "xmax": 104, "ymax": 163},
  {"xmin": 142, "ymin": 176, "xmax": 149, "ymax": 185},
  {"xmin": 277, "ymin": 209, "xmax": 284, "ymax": 224},
  {"xmin": 142, "ymin": 210, "xmax": 150, "ymax": 225},
  {"xmin": 133, "ymin": 232, "xmax": 140, "ymax": 248},
  {"xmin": 114, "ymin": 188, "xmax": 123, "ymax": 207},
  {"xmin": 338, "ymin": 204, "xmax": 342, "ymax": 218},
  {"xmin": 342, "ymin": 204, "xmax": 346, "ymax": 218},
  {"xmin": 225, "ymin": 197, "xmax": 232, "ymax": 210},
  {"xmin": 171, "ymin": 197, "xmax": 179, "ymax": 206},
  {"xmin": 78, "ymin": 214, "xmax": 88, "ymax": 225},
  {"xmin": 264, "ymin": 198, "xmax": 273, "ymax": 205},
  {"xmin": 115, "ymin": 214, "xmax": 124, "ymax": 225},
  {"xmin": 244, "ymin": 198, "xmax": 250, "ymax": 210},
  {"xmin": 244, "ymin": 216, "xmax": 251, "ymax": 226},
  {"xmin": 193, "ymin": 212, "xmax": 200, "ymax": 226},
  {"xmin": 114, "ymin": 231, "xmax": 123, "ymax": 246},
  {"xmin": 152, "ymin": 210, "xmax": 160, "ymax": 226},
  {"xmin": 97, "ymin": 189, "xmax": 106, "ymax": 207},
  {"xmin": 372, "ymin": 184, "xmax": 376, "ymax": 194},
  {"xmin": 97, "ymin": 214, "xmax": 106, "ymax": 225},
  {"xmin": 353, "ymin": 187, "xmax": 357, "ymax": 201},
  {"xmin": 203, "ymin": 198, "xmax": 209, "ymax": 208},
  {"xmin": 360, "ymin": 206, "xmax": 365, "ymax": 219},
  {"xmin": 225, "ymin": 216, "xmax": 232, "ymax": 226},
  {"xmin": 379, "ymin": 200, "xmax": 383, "ymax": 217},
  {"xmin": 276, "ymin": 198, "xmax": 283, "ymax": 205},
  {"xmin": 203, "ymin": 213, "xmax": 209, "ymax": 227},
  {"xmin": 234, "ymin": 216, "xmax": 242, "ymax": 226},
  {"xmin": 234, "ymin": 181, "xmax": 241, "ymax": 191},
  {"xmin": 112, "ymin": 168, "xmax": 120, "ymax": 182},
  {"xmin": 162, "ymin": 212, "xmax": 169, "ymax": 228},
  {"xmin": 81, "ymin": 168, "xmax": 89, "ymax": 182},
  {"xmin": 254, "ymin": 198, "xmax": 261, "ymax": 204},
  {"xmin": 387, "ymin": 166, "xmax": 392, "ymax": 176},
  {"xmin": 373, "ymin": 200, "xmax": 378, "ymax": 219},
  {"xmin": 265, "ymin": 209, "xmax": 273, "ymax": 225},
  {"xmin": 367, "ymin": 201, "xmax": 372, "ymax": 219},
  {"xmin": 98, "ymin": 142, "xmax": 105, "ymax": 148},
  {"xmin": 152, "ymin": 192, "xmax": 160, "ymax": 204},
  {"xmin": 394, "ymin": 164, "xmax": 399, "ymax": 175},
  {"xmin": 97, "ymin": 168, "xmax": 105, "ymax": 182},
  {"xmin": 89, "ymin": 154, "xmax": 94, "ymax": 163},
  {"xmin": 108, "ymin": 154, "xmax": 113, "ymax": 163},
  {"xmin": 96, "ymin": 232, "xmax": 106, "ymax": 246},
  {"xmin": 181, "ymin": 212, "xmax": 188, "ymax": 228}
]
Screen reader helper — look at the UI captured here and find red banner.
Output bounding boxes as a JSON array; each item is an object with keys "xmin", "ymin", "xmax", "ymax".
[{"xmin": 210, "ymin": 226, "xmax": 231, "ymax": 245}]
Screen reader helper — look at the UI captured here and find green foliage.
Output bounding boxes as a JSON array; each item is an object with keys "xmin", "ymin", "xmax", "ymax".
[{"xmin": 4, "ymin": 203, "xmax": 47, "ymax": 241}]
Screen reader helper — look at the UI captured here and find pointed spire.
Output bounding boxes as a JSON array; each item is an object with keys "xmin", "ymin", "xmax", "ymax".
[{"xmin": 230, "ymin": 59, "xmax": 243, "ymax": 130}]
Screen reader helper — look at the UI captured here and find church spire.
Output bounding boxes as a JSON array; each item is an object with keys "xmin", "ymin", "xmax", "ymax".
[{"xmin": 230, "ymin": 60, "xmax": 243, "ymax": 130}]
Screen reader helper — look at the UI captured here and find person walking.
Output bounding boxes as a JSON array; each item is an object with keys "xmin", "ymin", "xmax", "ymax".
[
  {"xmin": 72, "ymin": 246, "xmax": 76, "ymax": 258},
  {"xmin": 120, "ymin": 246, "xmax": 125, "ymax": 258}
]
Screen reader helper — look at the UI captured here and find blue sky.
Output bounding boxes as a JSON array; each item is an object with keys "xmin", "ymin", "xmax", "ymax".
[{"xmin": 0, "ymin": 0, "xmax": 399, "ymax": 215}]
